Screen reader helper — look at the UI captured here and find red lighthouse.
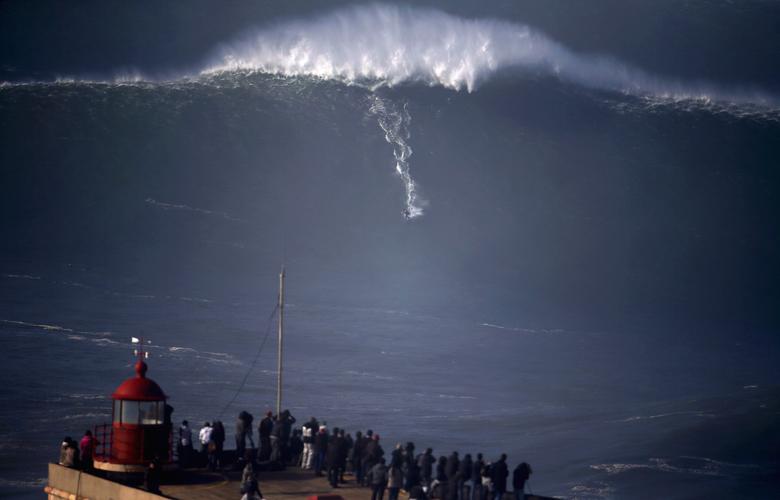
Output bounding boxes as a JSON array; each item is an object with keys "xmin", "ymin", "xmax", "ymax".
[{"xmin": 94, "ymin": 341, "xmax": 171, "ymax": 472}]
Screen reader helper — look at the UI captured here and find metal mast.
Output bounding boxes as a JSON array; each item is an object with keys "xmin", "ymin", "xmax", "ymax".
[{"xmin": 276, "ymin": 265, "xmax": 285, "ymax": 416}]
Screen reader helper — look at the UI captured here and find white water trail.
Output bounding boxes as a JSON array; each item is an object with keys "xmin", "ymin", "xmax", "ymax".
[{"xmin": 368, "ymin": 96, "xmax": 425, "ymax": 219}]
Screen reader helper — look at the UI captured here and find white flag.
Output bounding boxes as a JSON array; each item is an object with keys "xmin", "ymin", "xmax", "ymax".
[{"xmin": 131, "ymin": 337, "xmax": 140, "ymax": 344}]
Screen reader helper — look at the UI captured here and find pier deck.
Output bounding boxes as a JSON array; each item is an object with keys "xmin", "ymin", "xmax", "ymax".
[{"xmin": 161, "ymin": 467, "xmax": 367, "ymax": 500}]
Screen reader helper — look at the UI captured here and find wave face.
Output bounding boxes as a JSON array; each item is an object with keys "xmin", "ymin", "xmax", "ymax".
[{"xmin": 202, "ymin": 3, "xmax": 778, "ymax": 109}]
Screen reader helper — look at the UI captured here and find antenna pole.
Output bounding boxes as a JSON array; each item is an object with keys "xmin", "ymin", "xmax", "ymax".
[{"xmin": 276, "ymin": 266, "xmax": 285, "ymax": 416}]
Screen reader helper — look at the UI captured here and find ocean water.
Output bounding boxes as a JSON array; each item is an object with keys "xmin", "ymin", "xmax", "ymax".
[{"xmin": 2, "ymin": 2, "xmax": 780, "ymax": 499}]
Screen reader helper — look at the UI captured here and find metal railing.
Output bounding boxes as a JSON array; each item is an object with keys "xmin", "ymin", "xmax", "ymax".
[{"xmin": 93, "ymin": 423, "xmax": 172, "ymax": 464}]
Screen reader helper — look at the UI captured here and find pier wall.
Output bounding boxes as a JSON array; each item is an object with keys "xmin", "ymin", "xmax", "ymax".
[{"xmin": 45, "ymin": 463, "xmax": 166, "ymax": 500}]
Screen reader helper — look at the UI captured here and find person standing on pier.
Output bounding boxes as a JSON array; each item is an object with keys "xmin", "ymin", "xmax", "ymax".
[
  {"xmin": 387, "ymin": 460, "xmax": 403, "ymax": 500},
  {"xmin": 512, "ymin": 462, "xmax": 532, "ymax": 500},
  {"xmin": 301, "ymin": 417, "xmax": 317, "ymax": 469},
  {"xmin": 458, "ymin": 453, "xmax": 473, "ymax": 500},
  {"xmin": 259, "ymin": 411, "xmax": 274, "ymax": 461},
  {"xmin": 446, "ymin": 452, "xmax": 460, "ymax": 500},
  {"xmin": 79, "ymin": 430, "xmax": 97, "ymax": 471},
  {"xmin": 278, "ymin": 409, "xmax": 296, "ymax": 463},
  {"xmin": 236, "ymin": 411, "xmax": 253, "ymax": 459},
  {"xmin": 179, "ymin": 420, "xmax": 193, "ymax": 468},
  {"xmin": 352, "ymin": 431, "xmax": 365, "ymax": 484},
  {"xmin": 417, "ymin": 448, "xmax": 435, "ymax": 490},
  {"xmin": 314, "ymin": 426, "xmax": 329, "ymax": 476},
  {"xmin": 369, "ymin": 457, "xmax": 389, "ymax": 500},
  {"xmin": 471, "ymin": 453, "xmax": 484, "ymax": 500},
  {"xmin": 490, "ymin": 455, "xmax": 509, "ymax": 500},
  {"xmin": 199, "ymin": 422, "xmax": 213, "ymax": 465},
  {"xmin": 326, "ymin": 427, "xmax": 343, "ymax": 487}
]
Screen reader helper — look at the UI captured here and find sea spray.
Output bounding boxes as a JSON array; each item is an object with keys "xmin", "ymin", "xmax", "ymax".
[
  {"xmin": 203, "ymin": 3, "xmax": 779, "ymax": 110},
  {"xmin": 368, "ymin": 95, "xmax": 425, "ymax": 219}
]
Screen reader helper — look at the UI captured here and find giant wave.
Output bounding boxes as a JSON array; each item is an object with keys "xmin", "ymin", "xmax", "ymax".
[{"xmin": 203, "ymin": 3, "xmax": 778, "ymax": 108}]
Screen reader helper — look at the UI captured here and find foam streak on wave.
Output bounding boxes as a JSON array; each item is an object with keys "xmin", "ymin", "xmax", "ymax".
[
  {"xmin": 368, "ymin": 96, "xmax": 424, "ymax": 219},
  {"xmin": 204, "ymin": 4, "xmax": 777, "ymax": 109}
]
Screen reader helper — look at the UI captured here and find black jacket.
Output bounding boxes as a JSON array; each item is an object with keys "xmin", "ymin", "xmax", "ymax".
[
  {"xmin": 418, "ymin": 453, "xmax": 435, "ymax": 478},
  {"xmin": 259, "ymin": 416, "xmax": 273, "ymax": 438},
  {"xmin": 491, "ymin": 460, "xmax": 509, "ymax": 492},
  {"xmin": 445, "ymin": 453, "xmax": 460, "ymax": 479},
  {"xmin": 458, "ymin": 456, "xmax": 473, "ymax": 481},
  {"xmin": 513, "ymin": 463, "xmax": 531, "ymax": 491},
  {"xmin": 471, "ymin": 459, "xmax": 484, "ymax": 483}
]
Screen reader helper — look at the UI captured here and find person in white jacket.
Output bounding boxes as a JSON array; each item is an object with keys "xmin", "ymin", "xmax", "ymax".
[{"xmin": 199, "ymin": 422, "xmax": 213, "ymax": 456}]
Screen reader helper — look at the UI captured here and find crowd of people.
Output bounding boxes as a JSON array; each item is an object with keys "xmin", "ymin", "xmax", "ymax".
[
  {"xmin": 58, "ymin": 410, "xmax": 533, "ymax": 500},
  {"xmin": 178, "ymin": 410, "xmax": 534, "ymax": 500}
]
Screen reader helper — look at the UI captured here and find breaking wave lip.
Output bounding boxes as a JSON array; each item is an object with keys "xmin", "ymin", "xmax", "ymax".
[
  {"xmin": 1, "ymin": 5, "xmax": 777, "ymax": 121},
  {"xmin": 201, "ymin": 4, "xmax": 780, "ymax": 110}
]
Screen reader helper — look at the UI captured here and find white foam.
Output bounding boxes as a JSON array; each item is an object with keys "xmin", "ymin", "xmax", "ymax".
[
  {"xmin": 368, "ymin": 95, "xmax": 425, "ymax": 219},
  {"xmin": 203, "ymin": 4, "xmax": 779, "ymax": 108}
]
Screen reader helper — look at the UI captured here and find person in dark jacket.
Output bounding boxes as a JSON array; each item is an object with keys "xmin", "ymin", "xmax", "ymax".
[
  {"xmin": 471, "ymin": 453, "xmax": 484, "ymax": 500},
  {"xmin": 279, "ymin": 409, "xmax": 296, "ymax": 462},
  {"xmin": 236, "ymin": 411, "xmax": 254, "ymax": 459},
  {"xmin": 352, "ymin": 431, "xmax": 364, "ymax": 483},
  {"xmin": 258, "ymin": 411, "xmax": 274, "ymax": 461},
  {"xmin": 403, "ymin": 442, "xmax": 417, "ymax": 490},
  {"xmin": 435, "ymin": 456, "xmax": 448, "ymax": 500},
  {"xmin": 144, "ymin": 456, "xmax": 161, "ymax": 493},
  {"xmin": 387, "ymin": 461, "xmax": 403, "ymax": 500},
  {"xmin": 314, "ymin": 427, "xmax": 329, "ymax": 476},
  {"xmin": 405, "ymin": 453, "xmax": 421, "ymax": 492},
  {"xmin": 418, "ymin": 448, "xmax": 435, "ymax": 489},
  {"xmin": 362, "ymin": 434, "xmax": 384, "ymax": 486},
  {"xmin": 370, "ymin": 458, "xmax": 389, "ymax": 500},
  {"xmin": 269, "ymin": 413, "xmax": 283, "ymax": 464},
  {"xmin": 445, "ymin": 452, "xmax": 460, "ymax": 500},
  {"xmin": 212, "ymin": 421, "xmax": 226, "ymax": 469},
  {"xmin": 458, "ymin": 454, "xmax": 473, "ymax": 500},
  {"xmin": 289, "ymin": 429, "xmax": 303, "ymax": 466},
  {"xmin": 326, "ymin": 427, "xmax": 342, "ymax": 487},
  {"xmin": 338, "ymin": 429, "xmax": 350, "ymax": 483},
  {"xmin": 490, "ymin": 454, "xmax": 509, "ymax": 500},
  {"xmin": 512, "ymin": 463, "xmax": 532, "ymax": 500},
  {"xmin": 391, "ymin": 443, "xmax": 404, "ymax": 467}
]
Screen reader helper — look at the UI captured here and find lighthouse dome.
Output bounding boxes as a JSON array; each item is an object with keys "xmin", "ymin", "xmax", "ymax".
[{"xmin": 111, "ymin": 360, "xmax": 167, "ymax": 401}]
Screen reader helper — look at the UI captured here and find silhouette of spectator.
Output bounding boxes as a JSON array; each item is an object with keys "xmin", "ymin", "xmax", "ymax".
[
  {"xmin": 471, "ymin": 453, "xmax": 484, "ymax": 500},
  {"xmin": 388, "ymin": 460, "xmax": 403, "ymax": 500},
  {"xmin": 259, "ymin": 411, "xmax": 274, "ymax": 461},
  {"xmin": 491, "ymin": 454, "xmax": 509, "ymax": 500},
  {"xmin": 512, "ymin": 462, "xmax": 532, "ymax": 500},
  {"xmin": 370, "ymin": 458, "xmax": 389, "ymax": 500}
]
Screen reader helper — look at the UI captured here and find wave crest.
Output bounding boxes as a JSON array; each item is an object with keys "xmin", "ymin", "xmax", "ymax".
[{"xmin": 201, "ymin": 3, "xmax": 778, "ymax": 109}]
